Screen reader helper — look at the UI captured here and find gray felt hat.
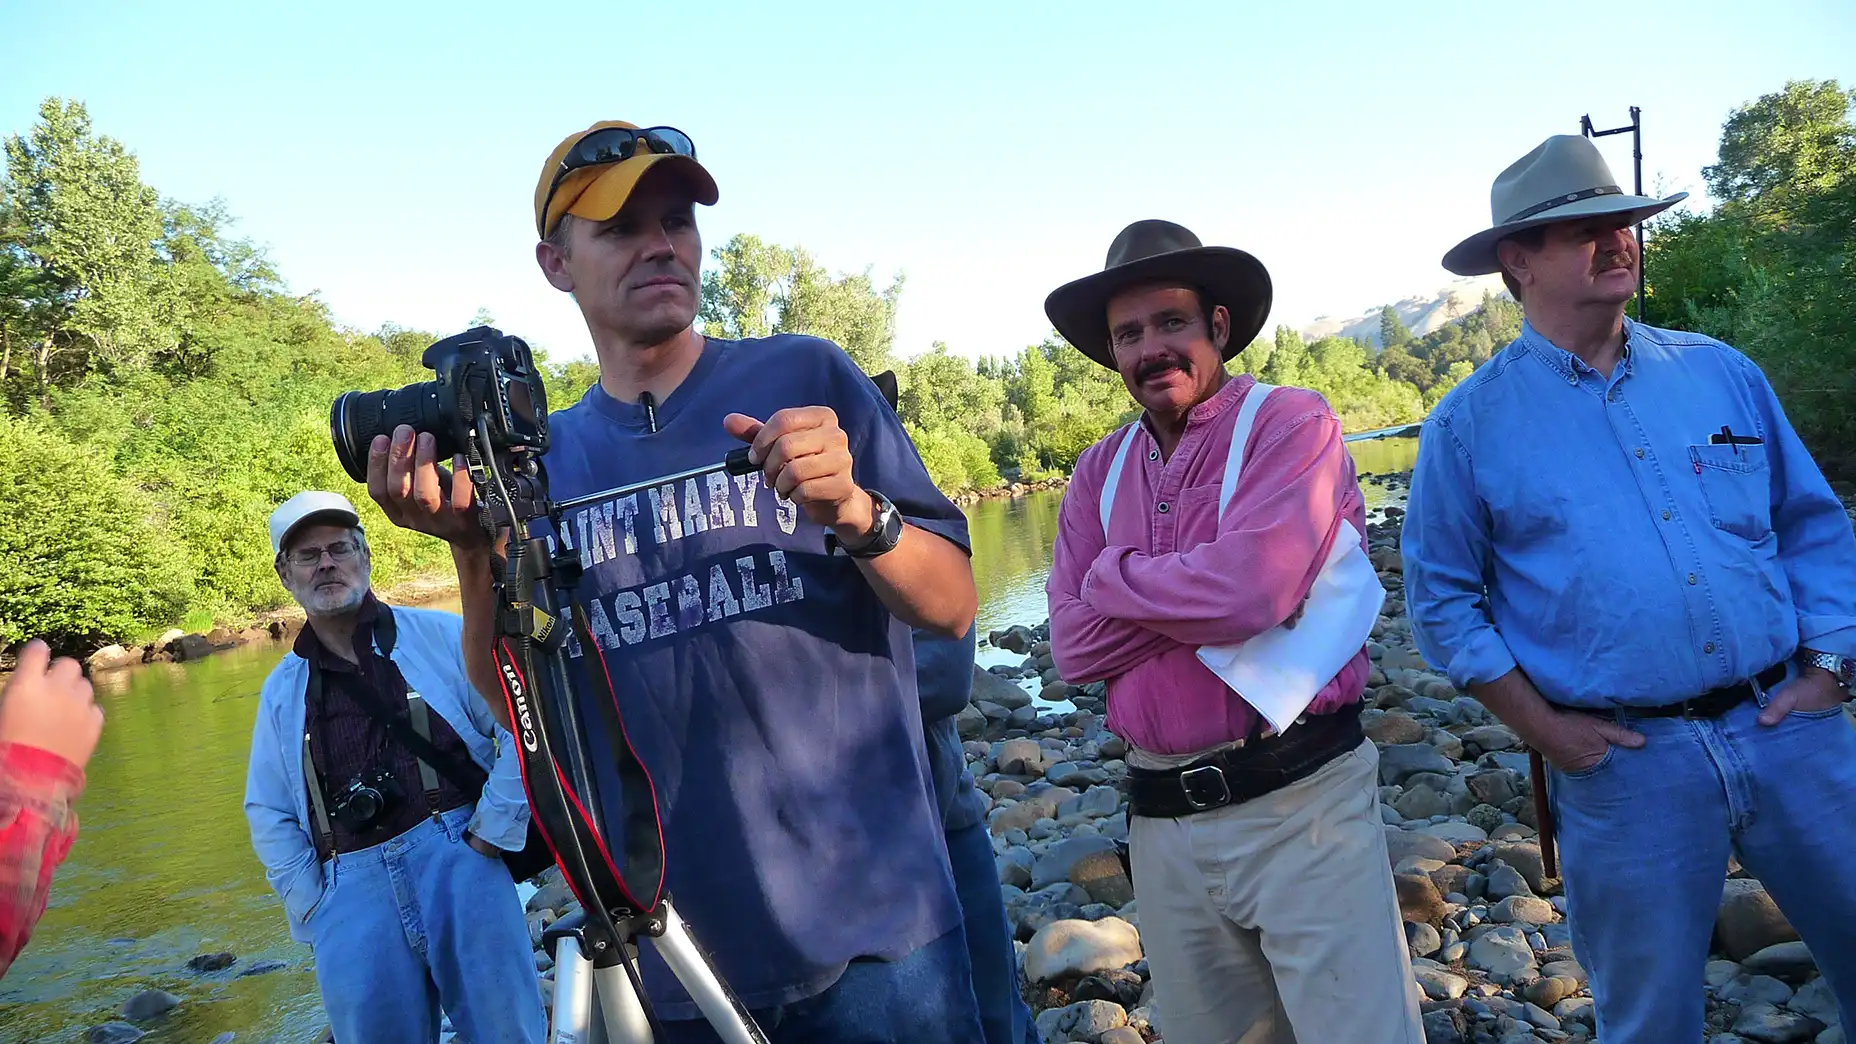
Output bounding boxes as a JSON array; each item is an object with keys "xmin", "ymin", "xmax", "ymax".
[{"xmin": 1443, "ymin": 134, "xmax": 1687, "ymax": 276}]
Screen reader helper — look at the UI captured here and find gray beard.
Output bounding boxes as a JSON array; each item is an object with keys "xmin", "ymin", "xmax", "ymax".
[{"xmin": 291, "ymin": 578, "xmax": 368, "ymax": 617}]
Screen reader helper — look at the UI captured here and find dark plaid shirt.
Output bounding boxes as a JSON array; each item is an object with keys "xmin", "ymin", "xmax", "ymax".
[{"xmin": 298, "ymin": 595, "xmax": 478, "ymax": 854}]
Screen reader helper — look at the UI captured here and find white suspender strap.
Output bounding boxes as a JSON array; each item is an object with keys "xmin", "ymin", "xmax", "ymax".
[
  {"xmin": 1098, "ymin": 424, "xmax": 1138, "ymax": 537},
  {"xmin": 1218, "ymin": 383, "xmax": 1276, "ymax": 520}
]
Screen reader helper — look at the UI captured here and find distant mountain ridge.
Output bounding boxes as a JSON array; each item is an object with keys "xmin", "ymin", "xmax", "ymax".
[{"xmin": 1299, "ymin": 275, "xmax": 1509, "ymax": 349}]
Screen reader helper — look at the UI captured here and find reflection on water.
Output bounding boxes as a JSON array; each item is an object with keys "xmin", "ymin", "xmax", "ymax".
[{"xmin": 0, "ymin": 436, "xmax": 1416, "ymax": 1042}]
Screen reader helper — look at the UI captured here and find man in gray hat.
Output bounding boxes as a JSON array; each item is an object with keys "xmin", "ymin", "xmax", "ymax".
[
  {"xmin": 1403, "ymin": 134, "xmax": 1856, "ymax": 1040},
  {"xmin": 1044, "ymin": 221, "xmax": 1424, "ymax": 1044},
  {"xmin": 244, "ymin": 491, "xmax": 545, "ymax": 1043}
]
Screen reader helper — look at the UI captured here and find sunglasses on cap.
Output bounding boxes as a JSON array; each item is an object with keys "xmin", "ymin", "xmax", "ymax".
[{"xmin": 538, "ymin": 126, "xmax": 698, "ymax": 237}]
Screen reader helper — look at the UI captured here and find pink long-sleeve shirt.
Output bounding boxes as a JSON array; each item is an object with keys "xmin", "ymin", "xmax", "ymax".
[{"xmin": 1046, "ymin": 375, "xmax": 1371, "ymax": 756}]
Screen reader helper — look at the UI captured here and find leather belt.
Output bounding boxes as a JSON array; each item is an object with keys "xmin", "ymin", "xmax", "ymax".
[
  {"xmin": 1568, "ymin": 662, "xmax": 1787, "ymax": 720},
  {"xmin": 1124, "ymin": 705, "xmax": 1364, "ymax": 819}
]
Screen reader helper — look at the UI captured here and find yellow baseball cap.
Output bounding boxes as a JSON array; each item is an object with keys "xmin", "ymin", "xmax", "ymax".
[{"xmin": 533, "ymin": 120, "xmax": 719, "ymax": 239}]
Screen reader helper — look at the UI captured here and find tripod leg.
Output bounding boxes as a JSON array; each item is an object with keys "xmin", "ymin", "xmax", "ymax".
[
  {"xmin": 592, "ymin": 944, "xmax": 656, "ymax": 1044},
  {"xmin": 651, "ymin": 900, "xmax": 771, "ymax": 1044},
  {"xmin": 551, "ymin": 935, "xmax": 598, "ymax": 1044}
]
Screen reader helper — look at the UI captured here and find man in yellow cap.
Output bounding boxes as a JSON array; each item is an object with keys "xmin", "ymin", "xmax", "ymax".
[{"xmin": 367, "ymin": 121, "xmax": 987, "ymax": 1043}]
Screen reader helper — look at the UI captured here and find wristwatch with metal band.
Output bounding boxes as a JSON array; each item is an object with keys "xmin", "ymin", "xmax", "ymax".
[
  {"xmin": 1797, "ymin": 648, "xmax": 1856, "ymax": 689},
  {"xmin": 829, "ymin": 489, "xmax": 902, "ymax": 559}
]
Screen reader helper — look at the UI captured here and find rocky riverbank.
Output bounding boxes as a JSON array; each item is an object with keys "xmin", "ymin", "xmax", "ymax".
[{"xmin": 949, "ymin": 474, "xmax": 1069, "ymax": 507}]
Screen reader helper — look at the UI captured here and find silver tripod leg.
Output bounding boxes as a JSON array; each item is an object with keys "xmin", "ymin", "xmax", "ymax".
[
  {"xmin": 650, "ymin": 899, "xmax": 762, "ymax": 1044},
  {"xmin": 550, "ymin": 935, "xmax": 654, "ymax": 1044}
]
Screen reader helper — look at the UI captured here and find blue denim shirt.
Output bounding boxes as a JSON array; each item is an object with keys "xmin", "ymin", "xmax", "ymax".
[
  {"xmin": 243, "ymin": 605, "xmax": 531, "ymax": 942},
  {"xmin": 1402, "ymin": 319, "xmax": 1856, "ymax": 709}
]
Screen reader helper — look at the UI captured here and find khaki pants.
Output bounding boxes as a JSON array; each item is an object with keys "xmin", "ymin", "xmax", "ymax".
[{"xmin": 1129, "ymin": 739, "xmax": 1424, "ymax": 1044}]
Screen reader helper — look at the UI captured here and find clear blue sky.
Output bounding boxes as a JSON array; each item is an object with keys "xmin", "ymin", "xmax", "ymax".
[{"xmin": 3, "ymin": 0, "xmax": 1852, "ymax": 365}]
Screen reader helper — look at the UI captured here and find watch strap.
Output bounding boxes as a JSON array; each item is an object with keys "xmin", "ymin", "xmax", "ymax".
[{"xmin": 830, "ymin": 490, "xmax": 901, "ymax": 559}]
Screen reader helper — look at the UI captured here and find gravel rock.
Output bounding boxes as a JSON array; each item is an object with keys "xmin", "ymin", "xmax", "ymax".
[
  {"xmin": 1492, "ymin": 895, "xmax": 1557, "ymax": 925},
  {"xmin": 1394, "ymin": 784, "xmax": 1453, "ymax": 820},
  {"xmin": 1468, "ymin": 925, "xmax": 1538, "ymax": 982},
  {"xmin": 1787, "ymin": 976, "xmax": 1839, "ymax": 1024},
  {"xmin": 1365, "ymin": 709, "xmax": 1429, "ymax": 745},
  {"xmin": 121, "ymin": 990, "xmax": 181, "ymax": 1022},
  {"xmin": 1407, "ymin": 921, "xmax": 1443, "ymax": 958},
  {"xmin": 1462, "ymin": 724, "xmax": 1523, "ymax": 753},
  {"xmin": 1417, "ymin": 820, "xmax": 1489, "ymax": 844},
  {"xmin": 1731, "ymin": 1002, "xmax": 1824, "ymax": 1044},
  {"xmin": 998, "ymin": 738, "xmax": 1046, "ymax": 776},
  {"xmin": 1395, "ymin": 871, "xmax": 1449, "ymax": 926},
  {"xmin": 1384, "ymin": 827, "xmax": 1458, "ymax": 868},
  {"xmin": 1485, "ymin": 863, "xmax": 1536, "ymax": 901},
  {"xmin": 1740, "ymin": 941, "xmax": 1816, "ymax": 982},
  {"xmin": 1720, "ymin": 973, "xmax": 1795, "ymax": 1007},
  {"xmin": 1034, "ymin": 999, "xmax": 1127, "ymax": 1042},
  {"xmin": 1412, "ymin": 959, "xmax": 1469, "ymax": 1000},
  {"xmin": 186, "ymin": 952, "xmax": 235, "ymax": 973},
  {"xmin": 87, "ymin": 1026, "xmax": 146, "ymax": 1044},
  {"xmin": 1422, "ymin": 1007, "xmax": 1470, "ymax": 1044},
  {"xmin": 1033, "ymin": 836, "xmax": 1121, "ymax": 891},
  {"xmin": 1379, "ymin": 743, "xmax": 1455, "ymax": 785},
  {"xmin": 1024, "ymin": 917, "xmax": 1143, "ymax": 984},
  {"xmin": 1068, "ymin": 850, "xmax": 1136, "ymax": 908}
]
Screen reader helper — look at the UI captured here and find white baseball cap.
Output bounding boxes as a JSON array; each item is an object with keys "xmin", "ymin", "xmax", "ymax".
[{"xmin": 269, "ymin": 491, "xmax": 362, "ymax": 555}]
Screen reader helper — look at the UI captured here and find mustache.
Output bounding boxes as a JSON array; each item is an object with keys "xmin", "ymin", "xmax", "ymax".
[
  {"xmin": 1594, "ymin": 250, "xmax": 1636, "ymax": 273},
  {"xmin": 1135, "ymin": 355, "xmax": 1190, "ymax": 382}
]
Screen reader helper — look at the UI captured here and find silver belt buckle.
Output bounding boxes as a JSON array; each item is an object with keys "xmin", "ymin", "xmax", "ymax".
[{"xmin": 1179, "ymin": 764, "xmax": 1232, "ymax": 811}]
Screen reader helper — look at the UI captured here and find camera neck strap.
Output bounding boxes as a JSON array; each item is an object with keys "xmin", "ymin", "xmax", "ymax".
[{"xmin": 300, "ymin": 604, "xmax": 484, "ymax": 856}]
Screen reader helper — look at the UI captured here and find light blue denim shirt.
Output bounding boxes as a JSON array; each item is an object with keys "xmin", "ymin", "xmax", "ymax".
[
  {"xmin": 243, "ymin": 604, "xmax": 531, "ymax": 942},
  {"xmin": 1401, "ymin": 318, "xmax": 1856, "ymax": 709}
]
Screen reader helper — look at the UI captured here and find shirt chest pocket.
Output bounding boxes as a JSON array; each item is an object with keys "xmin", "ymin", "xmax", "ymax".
[{"xmin": 1687, "ymin": 443, "xmax": 1773, "ymax": 542}]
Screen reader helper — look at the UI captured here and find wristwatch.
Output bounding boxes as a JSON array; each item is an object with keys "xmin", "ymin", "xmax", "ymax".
[
  {"xmin": 829, "ymin": 489, "xmax": 902, "ymax": 559},
  {"xmin": 1797, "ymin": 649, "xmax": 1856, "ymax": 689}
]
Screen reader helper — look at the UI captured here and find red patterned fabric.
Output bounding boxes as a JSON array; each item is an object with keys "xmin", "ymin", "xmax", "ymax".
[{"xmin": 0, "ymin": 741, "xmax": 84, "ymax": 979}]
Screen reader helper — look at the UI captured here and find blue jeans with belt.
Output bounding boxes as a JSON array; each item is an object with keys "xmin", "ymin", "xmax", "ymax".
[
  {"xmin": 306, "ymin": 804, "xmax": 546, "ymax": 1044},
  {"xmin": 1549, "ymin": 687, "xmax": 1856, "ymax": 1042}
]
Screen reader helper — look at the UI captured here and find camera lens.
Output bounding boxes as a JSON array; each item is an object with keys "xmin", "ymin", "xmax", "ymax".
[
  {"xmin": 348, "ymin": 790, "xmax": 381, "ymax": 824},
  {"xmin": 330, "ymin": 382, "xmax": 455, "ymax": 483}
]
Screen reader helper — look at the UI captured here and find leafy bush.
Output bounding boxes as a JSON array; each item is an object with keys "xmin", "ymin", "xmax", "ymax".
[{"xmin": 0, "ymin": 414, "xmax": 193, "ymax": 651}]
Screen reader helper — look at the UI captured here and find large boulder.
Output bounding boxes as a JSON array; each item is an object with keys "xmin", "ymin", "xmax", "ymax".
[
  {"xmin": 1382, "ymin": 827, "xmax": 1457, "ymax": 868},
  {"xmin": 1394, "ymin": 871, "xmax": 1448, "ymax": 926},
  {"xmin": 1023, "ymin": 917, "xmax": 1143, "ymax": 984},
  {"xmin": 1032, "ymin": 836, "xmax": 1120, "ymax": 891},
  {"xmin": 1717, "ymin": 879, "xmax": 1800, "ymax": 961},
  {"xmin": 86, "ymin": 645, "xmax": 138, "ymax": 672},
  {"xmin": 954, "ymin": 705, "xmax": 986, "ymax": 741},
  {"xmin": 1377, "ymin": 743, "xmax": 1454, "ymax": 786},
  {"xmin": 971, "ymin": 665, "xmax": 1032, "ymax": 710},
  {"xmin": 167, "ymin": 634, "xmax": 214, "ymax": 662},
  {"xmin": 1467, "ymin": 925, "xmax": 1538, "ymax": 982},
  {"xmin": 1363, "ymin": 709, "xmax": 1427, "ymax": 745}
]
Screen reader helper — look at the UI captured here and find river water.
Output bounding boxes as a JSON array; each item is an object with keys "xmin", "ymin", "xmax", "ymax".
[{"xmin": 0, "ymin": 437, "xmax": 1417, "ymax": 1043}]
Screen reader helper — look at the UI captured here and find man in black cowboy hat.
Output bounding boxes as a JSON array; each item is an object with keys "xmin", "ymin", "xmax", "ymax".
[
  {"xmin": 1403, "ymin": 133, "xmax": 1856, "ymax": 1041},
  {"xmin": 1044, "ymin": 220, "xmax": 1424, "ymax": 1044}
]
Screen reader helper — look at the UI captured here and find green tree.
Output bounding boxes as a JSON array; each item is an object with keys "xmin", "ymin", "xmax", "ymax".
[
  {"xmin": 3, "ymin": 98, "xmax": 168, "ymax": 384},
  {"xmin": 1377, "ymin": 305, "xmax": 1413, "ymax": 349},
  {"xmin": 1704, "ymin": 79, "xmax": 1855, "ymax": 216},
  {"xmin": 699, "ymin": 233, "xmax": 903, "ymax": 373},
  {"xmin": 0, "ymin": 412, "xmax": 194, "ymax": 651}
]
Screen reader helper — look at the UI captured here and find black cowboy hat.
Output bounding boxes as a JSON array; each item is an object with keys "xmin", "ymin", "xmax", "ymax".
[{"xmin": 1044, "ymin": 219, "xmax": 1273, "ymax": 369}]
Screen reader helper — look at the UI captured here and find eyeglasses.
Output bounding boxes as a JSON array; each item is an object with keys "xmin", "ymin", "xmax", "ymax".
[
  {"xmin": 283, "ymin": 540, "xmax": 360, "ymax": 568},
  {"xmin": 538, "ymin": 126, "xmax": 698, "ymax": 237}
]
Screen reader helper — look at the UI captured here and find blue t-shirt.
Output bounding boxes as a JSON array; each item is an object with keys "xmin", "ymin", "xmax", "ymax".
[
  {"xmin": 914, "ymin": 626, "xmax": 989, "ymax": 834},
  {"xmin": 534, "ymin": 334, "xmax": 970, "ymax": 1019}
]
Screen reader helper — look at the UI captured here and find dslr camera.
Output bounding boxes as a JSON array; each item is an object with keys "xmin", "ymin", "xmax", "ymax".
[
  {"xmin": 330, "ymin": 326, "xmax": 550, "ymax": 485},
  {"xmin": 328, "ymin": 768, "xmax": 405, "ymax": 832}
]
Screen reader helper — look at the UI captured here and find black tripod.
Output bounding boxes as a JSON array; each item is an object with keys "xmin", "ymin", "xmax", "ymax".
[{"xmin": 467, "ymin": 414, "xmax": 772, "ymax": 1044}]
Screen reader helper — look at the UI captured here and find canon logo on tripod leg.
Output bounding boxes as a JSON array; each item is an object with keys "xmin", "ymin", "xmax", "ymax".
[{"xmin": 502, "ymin": 662, "xmax": 540, "ymax": 752}]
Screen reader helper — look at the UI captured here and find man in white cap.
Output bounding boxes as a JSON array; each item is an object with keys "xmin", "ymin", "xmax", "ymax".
[
  {"xmin": 1403, "ymin": 134, "xmax": 1856, "ymax": 1040},
  {"xmin": 243, "ymin": 491, "xmax": 545, "ymax": 1044}
]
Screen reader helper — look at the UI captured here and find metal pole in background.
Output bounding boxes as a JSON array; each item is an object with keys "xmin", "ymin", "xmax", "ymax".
[{"xmin": 1581, "ymin": 107, "xmax": 1646, "ymax": 321}]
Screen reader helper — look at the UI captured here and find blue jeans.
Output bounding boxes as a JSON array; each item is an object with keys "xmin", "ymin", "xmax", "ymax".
[
  {"xmin": 307, "ymin": 805, "xmax": 546, "ymax": 1044},
  {"xmin": 655, "ymin": 922, "xmax": 985, "ymax": 1044},
  {"xmin": 1549, "ymin": 691, "xmax": 1856, "ymax": 1042},
  {"xmin": 945, "ymin": 821, "xmax": 1040, "ymax": 1044}
]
